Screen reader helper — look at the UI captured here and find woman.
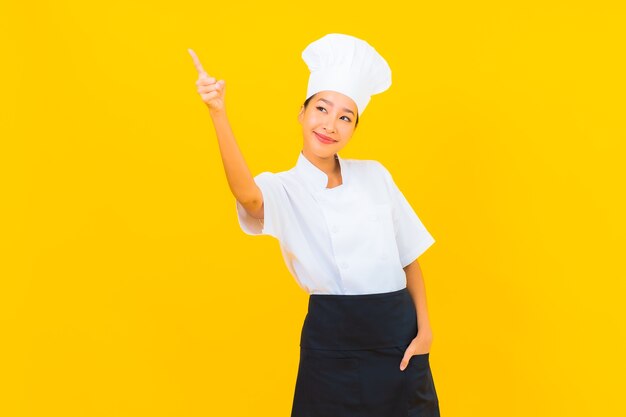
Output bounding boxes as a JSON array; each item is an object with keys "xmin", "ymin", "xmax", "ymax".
[{"xmin": 189, "ymin": 33, "xmax": 441, "ymax": 417}]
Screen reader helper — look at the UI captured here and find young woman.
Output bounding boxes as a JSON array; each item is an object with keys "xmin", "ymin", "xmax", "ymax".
[{"xmin": 189, "ymin": 33, "xmax": 440, "ymax": 417}]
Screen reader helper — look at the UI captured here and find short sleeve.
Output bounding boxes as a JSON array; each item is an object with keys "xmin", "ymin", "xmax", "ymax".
[
  {"xmin": 376, "ymin": 162, "xmax": 436, "ymax": 267},
  {"xmin": 235, "ymin": 171, "xmax": 285, "ymax": 239}
]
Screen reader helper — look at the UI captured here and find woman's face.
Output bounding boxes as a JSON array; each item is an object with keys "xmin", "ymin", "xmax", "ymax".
[{"xmin": 298, "ymin": 90, "xmax": 358, "ymax": 158}]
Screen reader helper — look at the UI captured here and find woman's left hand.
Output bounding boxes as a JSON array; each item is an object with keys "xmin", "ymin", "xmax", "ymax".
[{"xmin": 399, "ymin": 328, "xmax": 433, "ymax": 371}]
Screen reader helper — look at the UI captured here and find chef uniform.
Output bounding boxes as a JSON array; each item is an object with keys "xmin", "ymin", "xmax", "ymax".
[{"xmin": 236, "ymin": 33, "xmax": 441, "ymax": 417}]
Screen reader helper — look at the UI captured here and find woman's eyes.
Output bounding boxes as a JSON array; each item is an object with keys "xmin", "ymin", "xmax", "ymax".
[{"xmin": 316, "ymin": 106, "xmax": 352, "ymax": 122}]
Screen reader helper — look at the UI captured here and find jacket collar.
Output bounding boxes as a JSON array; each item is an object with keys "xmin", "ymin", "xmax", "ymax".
[{"xmin": 294, "ymin": 150, "xmax": 347, "ymax": 191}]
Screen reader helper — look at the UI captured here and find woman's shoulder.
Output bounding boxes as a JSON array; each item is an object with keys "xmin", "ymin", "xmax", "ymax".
[
  {"xmin": 344, "ymin": 157, "xmax": 391, "ymax": 177},
  {"xmin": 252, "ymin": 168, "xmax": 293, "ymax": 181}
]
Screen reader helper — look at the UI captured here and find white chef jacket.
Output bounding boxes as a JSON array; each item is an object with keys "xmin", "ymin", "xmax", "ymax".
[{"xmin": 235, "ymin": 150, "xmax": 436, "ymax": 295}]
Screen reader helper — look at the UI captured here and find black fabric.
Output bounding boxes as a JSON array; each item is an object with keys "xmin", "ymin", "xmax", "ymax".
[{"xmin": 291, "ymin": 287, "xmax": 440, "ymax": 417}]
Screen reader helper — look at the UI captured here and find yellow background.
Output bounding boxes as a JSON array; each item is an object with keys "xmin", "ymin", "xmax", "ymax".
[{"xmin": 2, "ymin": 1, "xmax": 625, "ymax": 416}]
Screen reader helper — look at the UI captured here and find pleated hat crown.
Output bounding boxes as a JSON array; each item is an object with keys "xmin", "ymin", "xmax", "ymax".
[{"xmin": 302, "ymin": 33, "xmax": 392, "ymax": 117}]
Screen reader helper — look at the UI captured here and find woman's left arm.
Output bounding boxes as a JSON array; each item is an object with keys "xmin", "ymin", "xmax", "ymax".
[{"xmin": 399, "ymin": 259, "xmax": 434, "ymax": 370}]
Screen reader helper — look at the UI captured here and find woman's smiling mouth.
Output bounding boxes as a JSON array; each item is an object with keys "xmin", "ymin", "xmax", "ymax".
[{"xmin": 314, "ymin": 131, "xmax": 337, "ymax": 144}]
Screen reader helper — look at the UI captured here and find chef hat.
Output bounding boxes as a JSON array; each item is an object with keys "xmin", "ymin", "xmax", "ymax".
[{"xmin": 302, "ymin": 33, "xmax": 392, "ymax": 117}]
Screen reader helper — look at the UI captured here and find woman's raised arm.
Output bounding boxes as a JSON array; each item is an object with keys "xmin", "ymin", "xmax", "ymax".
[{"xmin": 188, "ymin": 48, "xmax": 264, "ymax": 219}]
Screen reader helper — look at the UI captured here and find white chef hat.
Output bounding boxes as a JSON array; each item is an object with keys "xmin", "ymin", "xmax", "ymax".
[{"xmin": 302, "ymin": 33, "xmax": 392, "ymax": 117}]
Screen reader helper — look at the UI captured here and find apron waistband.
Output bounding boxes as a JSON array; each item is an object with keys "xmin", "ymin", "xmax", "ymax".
[{"xmin": 300, "ymin": 287, "xmax": 418, "ymax": 350}]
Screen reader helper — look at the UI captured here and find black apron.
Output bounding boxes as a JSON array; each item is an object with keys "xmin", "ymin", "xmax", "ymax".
[{"xmin": 290, "ymin": 287, "xmax": 440, "ymax": 417}]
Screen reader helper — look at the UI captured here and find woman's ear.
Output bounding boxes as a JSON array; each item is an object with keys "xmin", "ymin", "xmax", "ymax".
[{"xmin": 298, "ymin": 105, "xmax": 305, "ymax": 123}]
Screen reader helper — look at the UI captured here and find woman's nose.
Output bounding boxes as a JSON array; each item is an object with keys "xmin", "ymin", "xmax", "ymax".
[{"xmin": 324, "ymin": 120, "xmax": 336, "ymax": 133}]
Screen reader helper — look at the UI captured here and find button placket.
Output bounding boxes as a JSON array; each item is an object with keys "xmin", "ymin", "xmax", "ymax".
[{"xmin": 316, "ymin": 192, "xmax": 350, "ymax": 290}]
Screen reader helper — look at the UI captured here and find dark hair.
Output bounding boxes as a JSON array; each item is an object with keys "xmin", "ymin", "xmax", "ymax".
[{"xmin": 303, "ymin": 93, "xmax": 359, "ymax": 128}]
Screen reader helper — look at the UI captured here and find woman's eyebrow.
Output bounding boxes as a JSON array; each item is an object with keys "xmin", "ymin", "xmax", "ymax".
[{"xmin": 317, "ymin": 98, "xmax": 355, "ymax": 116}]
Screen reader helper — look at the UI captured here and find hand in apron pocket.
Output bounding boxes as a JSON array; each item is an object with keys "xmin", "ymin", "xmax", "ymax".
[{"xmin": 404, "ymin": 352, "xmax": 440, "ymax": 416}]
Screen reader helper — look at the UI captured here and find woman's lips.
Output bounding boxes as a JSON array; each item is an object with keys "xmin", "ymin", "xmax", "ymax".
[{"xmin": 314, "ymin": 131, "xmax": 337, "ymax": 144}]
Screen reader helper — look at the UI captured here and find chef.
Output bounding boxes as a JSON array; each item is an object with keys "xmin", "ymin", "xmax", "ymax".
[{"xmin": 234, "ymin": 33, "xmax": 441, "ymax": 417}]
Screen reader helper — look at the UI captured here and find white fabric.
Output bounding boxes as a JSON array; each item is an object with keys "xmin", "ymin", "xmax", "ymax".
[
  {"xmin": 302, "ymin": 33, "xmax": 392, "ymax": 116},
  {"xmin": 235, "ymin": 151, "xmax": 436, "ymax": 295}
]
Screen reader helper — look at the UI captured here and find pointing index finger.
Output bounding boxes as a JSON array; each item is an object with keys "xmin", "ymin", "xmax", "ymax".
[{"xmin": 188, "ymin": 48, "xmax": 208, "ymax": 76}]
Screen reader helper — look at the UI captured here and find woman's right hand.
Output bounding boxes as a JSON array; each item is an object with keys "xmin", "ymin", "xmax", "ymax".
[{"xmin": 188, "ymin": 48, "xmax": 226, "ymax": 112}]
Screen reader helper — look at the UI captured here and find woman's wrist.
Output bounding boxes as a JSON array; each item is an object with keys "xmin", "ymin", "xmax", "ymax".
[
  {"xmin": 417, "ymin": 323, "xmax": 433, "ymax": 335},
  {"xmin": 209, "ymin": 106, "xmax": 227, "ymax": 118}
]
